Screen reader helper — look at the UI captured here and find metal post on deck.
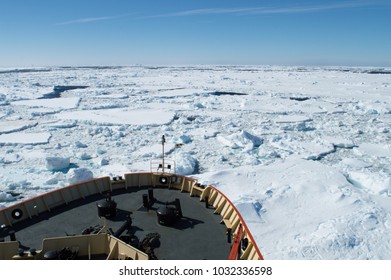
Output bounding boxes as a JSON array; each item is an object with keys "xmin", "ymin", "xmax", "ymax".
[{"xmin": 161, "ymin": 135, "xmax": 166, "ymax": 173}]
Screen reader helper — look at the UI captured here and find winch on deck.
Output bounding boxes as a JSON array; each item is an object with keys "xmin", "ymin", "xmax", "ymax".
[
  {"xmin": 156, "ymin": 199, "xmax": 183, "ymax": 226},
  {"xmin": 96, "ymin": 193, "xmax": 117, "ymax": 218}
]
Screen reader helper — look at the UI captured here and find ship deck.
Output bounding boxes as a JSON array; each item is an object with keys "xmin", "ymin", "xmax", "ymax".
[{"xmin": 1, "ymin": 186, "xmax": 231, "ymax": 260}]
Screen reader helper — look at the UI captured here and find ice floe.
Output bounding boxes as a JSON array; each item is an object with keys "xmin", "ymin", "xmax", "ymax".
[
  {"xmin": 45, "ymin": 156, "xmax": 70, "ymax": 171},
  {"xmin": 0, "ymin": 191, "xmax": 15, "ymax": 203},
  {"xmin": 0, "ymin": 132, "xmax": 51, "ymax": 145},
  {"xmin": 217, "ymin": 130, "xmax": 262, "ymax": 151},
  {"xmin": 196, "ymin": 157, "xmax": 391, "ymax": 259},
  {"xmin": 0, "ymin": 120, "xmax": 38, "ymax": 134},
  {"xmin": 56, "ymin": 108, "xmax": 176, "ymax": 126},
  {"xmin": 67, "ymin": 168, "xmax": 94, "ymax": 185},
  {"xmin": 355, "ymin": 143, "xmax": 391, "ymax": 158},
  {"xmin": 12, "ymin": 97, "xmax": 80, "ymax": 109},
  {"xmin": 275, "ymin": 115, "xmax": 313, "ymax": 123},
  {"xmin": 174, "ymin": 151, "xmax": 198, "ymax": 175},
  {"xmin": 347, "ymin": 170, "xmax": 391, "ymax": 195}
]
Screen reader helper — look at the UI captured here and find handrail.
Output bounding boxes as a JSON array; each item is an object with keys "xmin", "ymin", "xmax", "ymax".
[
  {"xmin": 150, "ymin": 159, "xmax": 176, "ymax": 173},
  {"xmin": 205, "ymin": 185, "xmax": 264, "ymax": 260},
  {"xmin": 228, "ymin": 224, "xmax": 243, "ymax": 260},
  {"xmin": 0, "ymin": 176, "xmax": 111, "ymax": 226}
]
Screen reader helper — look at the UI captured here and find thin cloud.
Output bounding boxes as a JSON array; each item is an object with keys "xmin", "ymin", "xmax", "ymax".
[
  {"xmin": 242, "ymin": 2, "xmax": 373, "ymax": 15},
  {"xmin": 152, "ymin": 1, "xmax": 385, "ymax": 18},
  {"xmin": 164, "ymin": 7, "xmax": 260, "ymax": 17},
  {"xmin": 56, "ymin": 15, "xmax": 125, "ymax": 25}
]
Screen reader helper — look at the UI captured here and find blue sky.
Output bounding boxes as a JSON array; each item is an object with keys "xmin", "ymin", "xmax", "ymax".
[{"xmin": 0, "ymin": 0, "xmax": 390, "ymax": 67}]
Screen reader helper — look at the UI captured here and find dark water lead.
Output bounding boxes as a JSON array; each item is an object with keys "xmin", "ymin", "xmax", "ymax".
[
  {"xmin": 209, "ymin": 91, "xmax": 247, "ymax": 96},
  {"xmin": 289, "ymin": 96, "xmax": 310, "ymax": 101},
  {"xmin": 366, "ymin": 70, "xmax": 391, "ymax": 75}
]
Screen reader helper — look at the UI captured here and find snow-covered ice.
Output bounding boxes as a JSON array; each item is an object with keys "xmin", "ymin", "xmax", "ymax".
[
  {"xmin": 67, "ymin": 168, "xmax": 94, "ymax": 185},
  {"xmin": 1, "ymin": 65, "xmax": 391, "ymax": 259},
  {"xmin": 217, "ymin": 130, "xmax": 262, "ymax": 151},
  {"xmin": 12, "ymin": 97, "xmax": 80, "ymax": 109},
  {"xmin": 45, "ymin": 156, "xmax": 70, "ymax": 171},
  {"xmin": 56, "ymin": 108, "xmax": 176, "ymax": 126},
  {"xmin": 0, "ymin": 120, "xmax": 38, "ymax": 134},
  {"xmin": 196, "ymin": 158, "xmax": 391, "ymax": 259},
  {"xmin": 0, "ymin": 132, "xmax": 51, "ymax": 145}
]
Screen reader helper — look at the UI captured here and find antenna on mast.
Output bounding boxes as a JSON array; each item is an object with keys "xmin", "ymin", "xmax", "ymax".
[{"xmin": 161, "ymin": 135, "xmax": 166, "ymax": 173}]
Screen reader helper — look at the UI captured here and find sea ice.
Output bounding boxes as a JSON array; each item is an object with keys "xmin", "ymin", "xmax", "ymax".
[
  {"xmin": 67, "ymin": 168, "xmax": 94, "ymax": 185},
  {"xmin": 0, "ymin": 191, "xmax": 15, "ymax": 202},
  {"xmin": 196, "ymin": 157, "xmax": 391, "ymax": 259},
  {"xmin": 56, "ymin": 108, "xmax": 176, "ymax": 126},
  {"xmin": 0, "ymin": 93, "xmax": 8, "ymax": 104},
  {"xmin": 0, "ymin": 153, "xmax": 22, "ymax": 164},
  {"xmin": 275, "ymin": 115, "xmax": 312, "ymax": 123},
  {"xmin": 347, "ymin": 170, "xmax": 391, "ymax": 195},
  {"xmin": 12, "ymin": 97, "xmax": 80, "ymax": 109},
  {"xmin": 45, "ymin": 172, "xmax": 65, "ymax": 185},
  {"xmin": 45, "ymin": 156, "xmax": 70, "ymax": 171},
  {"xmin": 355, "ymin": 143, "xmax": 391, "ymax": 158},
  {"xmin": 0, "ymin": 132, "xmax": 51, "ymax": 145},
  {"xmin": 78, "ymin": 152, "xmax": 92, "ymax": 160},
  {"xmin": 1, "ymin": 65, "xmax": 391, "ymax": 260},
  {"xmin": 174, "ymin": 151, "xmax": 198, "ymax": 175},
  {"xmin": 217, "ymin": 130, "xmax": 262, "ymax": 151},
  {"xmin": 153, "ymin": 88, "xmax": 208, "ymax": 98},
  {"xmin": 74, "ymin": 141, "xmax": 88, "ymax": 148},
  {"xmin": 171, "ymin": 135, "xmax": 192, "ymax": 145},
  {"xmin": 0, "ymin": 120, "xmax": 38, "ymax": 134}
]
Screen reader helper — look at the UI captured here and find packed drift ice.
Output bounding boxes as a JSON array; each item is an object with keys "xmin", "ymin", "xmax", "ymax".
[{"xmin": 1, "ymin": 65, "xmax": 391, "ymax": 259}]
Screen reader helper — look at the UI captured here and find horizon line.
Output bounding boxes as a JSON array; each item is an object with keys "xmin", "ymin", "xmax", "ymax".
[{"xmin": 1, "ymin": 63, "xmax": 391, "ymax": 70}]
